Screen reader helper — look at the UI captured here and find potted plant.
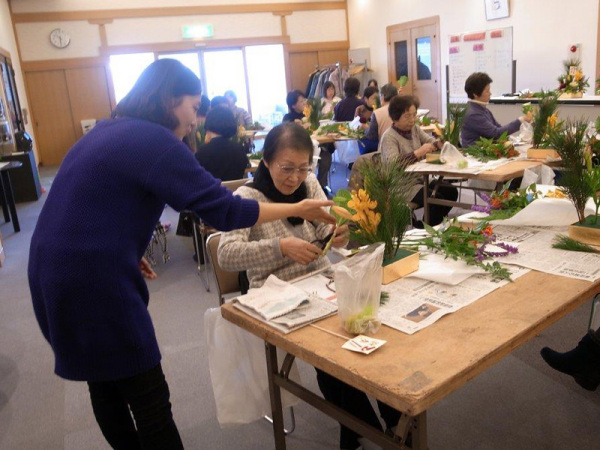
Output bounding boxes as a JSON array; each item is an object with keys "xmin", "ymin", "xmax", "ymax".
[
  {"xmin": 548, "ymin": 119, "xmax": 600, "ymax": 244},
  {"xmin": 527, "ymin": 90, "xmax": 561, "ymax": 159},
  {"xmin": 330, "ymin": 155, "xmax": 420, "ymax": 284},
  {"xmin": 557, "ymin": 59, "xmax": 589, "ymax": 99}
]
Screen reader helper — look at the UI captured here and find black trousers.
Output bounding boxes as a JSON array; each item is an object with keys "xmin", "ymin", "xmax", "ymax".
[
  {"xmin": 413, "ymin": 181, "xmax": 459, "ymax": 226},
  {"xmin": 87, "ymin": 363, "xmax": 183, "ymax": 450},
  {"xmin": 316, "ymin": 369, "xmax": 401, "ymax": 449},
  {"xmin": 317, "ymin": 144, "xmax": 335, "ymax": 189}
]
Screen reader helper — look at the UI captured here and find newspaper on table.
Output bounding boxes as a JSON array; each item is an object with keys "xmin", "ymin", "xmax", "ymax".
[
  {"xmin": 407, "ymin": 154, "xmax": 521, "ymax": 175},
  {"xmin": 379, "ymin": 266, "xmax": 530, "ymax": 335},
  {"xmin": 491, "ymin": 225, "xmax": 600, "ymax": 282},
  {"xmin": 233, "ymin": 273, "xmax": 337, "ymax": 334}
]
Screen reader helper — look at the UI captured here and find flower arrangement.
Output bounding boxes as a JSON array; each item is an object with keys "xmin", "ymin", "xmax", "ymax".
[
  {"xmin": 531, "ymin": 90, "xmax": 560, "ymax": 148},
  {"xmin": 304, "ymin": 98, "xmax": 323, "ymax": 131},
  {"xmin": 401, "ymin": 219, "xmax": 518, "ymax": 281},
  {"xmin": 462, "ymin": 132, "xmax": 519, "ymax": 161},
  {"xmin": 330, "ymin": 156, "xmax": 418, "ymax": 262},
  {"xmin": 548, "ymin": 119, "xmax": 591, "ymax": 223},
  {"xmin": 558, "ymin": 59, "xmax": 589, "ymax": 96},
  {"xmin": 316, "ymin": 122, "xmax": 365, "ymax": 139},
  {"xmin": 472, "ymin": 182, "xmax": 540, "ymax": 221},
  {"xmin": 433, "ymin": 103, "xmax": 468, "ymax": 148},
  {"xmin": 195, "ymin": 122, "xmax": 207, "ymax": 147},
  {"xmin": 246, "ymin": 121, "xmax": 265, "ymax": 131}
]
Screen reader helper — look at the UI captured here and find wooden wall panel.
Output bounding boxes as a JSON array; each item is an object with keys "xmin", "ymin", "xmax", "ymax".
[
  {"xmin": 65, "ymin": 66, "xmax": 112, "ymax": 140},
  {"xmin": 317, "ymin": 49, "xmax": 348, "ymax": 67},
  {"xmin": 25, "ymin": 70, "xmax": 76, "ymax": 166},
  {"xmin": 288, "ymin": 51, "xmax": 319, "ymax": 92}
]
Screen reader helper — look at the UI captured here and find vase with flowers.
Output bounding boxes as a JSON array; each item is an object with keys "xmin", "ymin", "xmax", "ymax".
[
  {"xmin": 527, "ymin": 90, "xmax": 561, "ymax": 160},
  {"xmin": 558, "ymin": 59, "xmax": 589, "ymax": 99}
]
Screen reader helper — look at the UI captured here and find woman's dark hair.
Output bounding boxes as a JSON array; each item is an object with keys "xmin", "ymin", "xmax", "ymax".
[
  {"xmin": 464, "ymin": 72, "xmax": 493, "ymax": 99},
  {"xmin": 263, "ymin": 122, "xmax": 313, "ymax": 165},
  {"xmin": 204, "ymin": 107, "xmax": 238, "ymax": 138},
  {"xmin": 286, "ymin": 90, "xmax": 305, "ymax": 110},
  {"xmin": 210, "ymin": 96, "xmax": 229, "ymax": 109},
  {"xmin": 224, "ymin": 90, "xmax": 237, "ymax": 103},
  {"xmin": 367, "ymin": 79, "xmax": 379, "ymax": 89},
  {"xmin": 343, "ymin": 77, "xmax": 361, "ymax": 97},
  {"xmin": 322, "ymin": 81, "xmax": 336, "ymax": 98},
  {"xmin": 198, "ymin": 95, "xmax": 211, "ymax": 117},
  {"xmin": 388, "ymin": 95, "xmax": 420, "ymax": 121},
  {"xmin": 112, "ymin": 59, "xmax": 201, "ymax": 130},
  {"xmin": 363, "ymin": 86, "xmax": 378, "ymax": 100},
  {"xmin": 380, "ymin": 83, "xmax": 399, "ymax": 102}
]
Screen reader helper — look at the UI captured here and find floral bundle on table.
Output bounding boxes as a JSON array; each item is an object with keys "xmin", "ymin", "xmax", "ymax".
[
  {"xmin": 303, "ymin": 98, "xmax": 323, "ymax": 132},
  {"xmin": 472, "ymin": 182, "xmax": 540, "ymax": 221},
  {"xmin": 528, "ymin": 90, "xmax": 560, "ymax": 152},
  {"xmin": 462, "ymin": 132, "xmax": 519, "ymax": 161},
  {"xmin": 315, "ymin": 122, "xmax": 365, "ymax": 139},
  {"xmin": 433, "ymin": 103, "xmax": 468, "ymax": 148},
  {"xmin": 557, "ymin": 59, "xmax": 589, "ymax": 98},
  {"xmin": 401, "ymin": 219, "xmax": 518, "ymax": 281}
]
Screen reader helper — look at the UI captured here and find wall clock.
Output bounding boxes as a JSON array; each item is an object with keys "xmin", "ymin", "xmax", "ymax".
[
  {"xmin": 485, "ymin": 0, "xmax": 510, "ymax": 20},
  {"xmin": 49, "ymin": 28, "xmax": 71, "ymax": 49}
]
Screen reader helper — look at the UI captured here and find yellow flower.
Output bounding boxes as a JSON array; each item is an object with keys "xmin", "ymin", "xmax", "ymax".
[
  {"xmin": 547, "ymin": 113, "xmax": 558, "ymax": 128},
  {"xmin": 303, "ymin": 104, "xmax": 312, "ymax": 118},
  {"xmin": 347, "ymin": 189, "xmax": 380, "ymax": 235},
  {"xmin": 575, "ymin": 71, "xmax": 583, "ymax": 82}
]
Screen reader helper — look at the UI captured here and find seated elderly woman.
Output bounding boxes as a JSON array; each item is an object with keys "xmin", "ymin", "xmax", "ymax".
[
  {"xmin": 460, "ymin": 72, "xmax": 531, "ymax": 147},
  {"xmin": 218, "ymin": 122, "xmax": 400, "ymax": 450},
  {"xmin": 380, "ymin": 95, "xmax": 458, "ymax": 226}
]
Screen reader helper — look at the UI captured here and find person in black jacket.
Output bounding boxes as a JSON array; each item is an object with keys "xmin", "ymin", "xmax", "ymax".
[{"xmin": 195, "ymin": 107, "xmax": 249, "ymax": 181}]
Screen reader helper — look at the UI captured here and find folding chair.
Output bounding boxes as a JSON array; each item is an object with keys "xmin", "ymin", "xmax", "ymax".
[
  {"xmin": 205, "ymin": 232, "xmax": 296, "ymax": 434},
  {"xmin": 191, "ymin": 178, "xmax": 250, "ymax": 292}
]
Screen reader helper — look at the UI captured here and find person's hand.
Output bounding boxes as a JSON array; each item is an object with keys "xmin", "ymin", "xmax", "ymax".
[
  {"xmin": 331, "ymin": 224, "xmax": 350, "ymax": 247},
  {"xmin": 139, "ymin": 257, "xmax": 157, "ymax": 280},
  {"xmin": 294, "ymin": 119, "xmax": 303, "ymax": 125},
  {"xmin": 415, "ymin": 142, "xmax": 437, "ymax": 158},
  {"xmin": 295, "ymin": 199, "xmax": 335, "ymax": 224},
  {"xmin": 280, "ymin": 237, "xmax": 323, "ymax": 265}
]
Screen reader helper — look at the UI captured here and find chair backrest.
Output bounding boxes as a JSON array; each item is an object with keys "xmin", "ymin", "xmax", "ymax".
[
  {"xmin": 348, "ymin": 151, "xmax": 381, "ymax": 190},
  {"xmin": 222, "ymin": 178, "xmax": 249, "ymax": 192},
  {"xmin": 205, "ymin": 232, "xmax": 241, "ymax": 305}
]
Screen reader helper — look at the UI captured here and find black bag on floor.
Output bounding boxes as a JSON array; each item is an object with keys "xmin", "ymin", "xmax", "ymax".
[{"xmin": 176, "ymin": 211, "xmax": 195, "ymax": 237}]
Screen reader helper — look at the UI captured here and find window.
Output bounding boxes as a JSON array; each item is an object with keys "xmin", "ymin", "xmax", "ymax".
[
  {"xmin": 394, "ymin": 40, "xmax": 408, "ymax": 81},
  {"xmin": 203, "ymin": 50, "xmax": 248, "ymax": 111},
  {"xmin": 245, "ymin": 45, "xmax": 287, "ymax": 128},
  {"xmin": 416, "ymin": 37, "xmax": 432, "ymax": 81},
  {"xmin": 109, "ymin": 53, "xmax": 155, "ymax": 103},
  {"xmin": 0, "ymin": 56, "xmax": 24, "ymax": 132},
  {"xmin": 158, "ymin": 52, "xmax": 202, "ymax": 80}
]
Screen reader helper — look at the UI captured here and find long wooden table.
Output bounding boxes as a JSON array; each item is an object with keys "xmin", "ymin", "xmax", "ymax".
[
  {"xmin": 421, "ymin": 160, "xmax": 543, "ymax": 224},
  {"xmin": 221, "ymin": 270, "xmax": 600, "ymax": 449}
]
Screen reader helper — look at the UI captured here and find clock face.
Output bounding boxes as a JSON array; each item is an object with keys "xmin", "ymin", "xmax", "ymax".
[{"xmin": 49, "ymin": 28, "xmax": 71, "ymax": 48}]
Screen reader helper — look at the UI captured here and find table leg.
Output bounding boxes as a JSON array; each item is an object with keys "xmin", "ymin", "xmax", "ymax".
[
  {"xmin": 411, "ymin": 411, "xmax": 428, "ymax": 450},
  {"xmin": 0, "ymin": 172, "xmax": 19, "ymax": 232},
  {"xmin": 0, "ymin": 173, "xmax": 10, "ymax": 223},
  {"xmin": 422, "ymin": 174, "xmax": 430, "ymax": 225},
  {"xmin": 265, "ymin": 342, "xmax": 287, "ymax": 450}
]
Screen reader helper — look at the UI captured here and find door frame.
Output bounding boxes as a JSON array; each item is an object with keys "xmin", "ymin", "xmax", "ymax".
[{"xmin": 386, "ymin": 16, "xmax": 442, "ymax": 119}]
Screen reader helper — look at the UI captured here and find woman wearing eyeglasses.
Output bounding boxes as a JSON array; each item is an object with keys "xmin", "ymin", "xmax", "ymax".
[
  {"xmin": 218, "ymin": 122, "xmax": 399, "ymax": 450},
  {"xmin": 380, "ymin": 95, "xmax": 458, "ymax": 226}
]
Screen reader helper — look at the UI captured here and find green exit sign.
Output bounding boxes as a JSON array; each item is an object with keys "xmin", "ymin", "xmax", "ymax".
[{"xmin": 182, "ymin": 24, "xmax": 214, "ymax": 39}]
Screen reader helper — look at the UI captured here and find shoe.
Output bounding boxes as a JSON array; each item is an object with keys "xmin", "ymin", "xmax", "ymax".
[
  {"xmin": 412, "ymin": 220, "xmax": 424, "ymax": 229},
  {"xmin": 540, "ymin": 333, "xmax": 600, "ymax": 391}
]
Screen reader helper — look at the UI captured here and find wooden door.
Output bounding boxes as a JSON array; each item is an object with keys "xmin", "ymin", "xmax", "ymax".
[
  {"xmin": 65, "ymin": 66, "xmax": 112, "ymax": 141},
  {"xmin": 387, "ymin": 17, "xmax": 441, "ymax": 119},
  {"xmin": 26, "ymin": 70, "xmax": 76, "ymax": 166}
]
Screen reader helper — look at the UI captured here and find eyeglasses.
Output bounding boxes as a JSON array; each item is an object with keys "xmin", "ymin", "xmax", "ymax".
[
  {"xmin": 401, "ymin": 112, "xmax": 418, "ymax": 119},
  {"xmin": 276, "ymin": 163, "xmax": 312, "ymax": 176}
]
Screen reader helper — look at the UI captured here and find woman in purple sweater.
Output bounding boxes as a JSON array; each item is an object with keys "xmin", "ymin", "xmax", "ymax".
[
  {"xmin": 460, "ymin": 72, "xmax": 531, "ymax": 147},
  {"xmin": 28, "ymin": 59, "xmax": 333, "ymax": 450}
]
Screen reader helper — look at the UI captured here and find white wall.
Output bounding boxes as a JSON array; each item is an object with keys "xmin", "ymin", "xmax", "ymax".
[
  {"xmin": 13, "ymin": 0, "xmax": 348, "ymax": 61},
  {"xmin": 348, "ymin": 0, "xmax": 599, "ymax": 116},
  {"xmin": 0, "ymin": 1, "xmax": 37, "ymax": 159}
]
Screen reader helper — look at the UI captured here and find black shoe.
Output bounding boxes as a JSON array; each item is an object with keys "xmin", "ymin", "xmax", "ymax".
[
  {"xmin": 412, "ymin": 220, "xmax": 424, "ymax": 229},
  {"xmin": 540, "ymin": 333, "xmax": 600, "ymax": 391}
]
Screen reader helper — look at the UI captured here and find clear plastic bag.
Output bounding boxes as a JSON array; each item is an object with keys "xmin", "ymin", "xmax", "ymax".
[
  {"xmin": 439, "ymin": 141, "xmax": 468, "ymax": 169},
  {"xmin": 516, "ymin": 121, "xmax": 533, "ymax": 144},
  {"xmin": 334, "ymin": 243, "xmax": 384, "ymax": 334}
]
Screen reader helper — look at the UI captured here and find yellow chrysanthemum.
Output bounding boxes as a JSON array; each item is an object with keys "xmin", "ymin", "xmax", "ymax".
[
  {"xmin": 348, "ymin": 190, "xmax": 380, "ymax": 234},
  {"xmin": 547, "ymin": 113, "xmax": 558, "ymax": 128},
  {"xmin": 574, "ymin": 71, "xmax": 583, "ymax": 82}
]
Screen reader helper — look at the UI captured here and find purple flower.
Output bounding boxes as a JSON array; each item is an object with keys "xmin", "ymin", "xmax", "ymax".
[
  {"xmin": 472, "ymin": 204, "xmax": 491, "ymax": 213},
  {"xmin": 480, "ymin": 193, "xmax": 491, "ymax": 203},
  {"xmin": 495, "ymin": 242, "xmax": 519, "ymax": 254}
]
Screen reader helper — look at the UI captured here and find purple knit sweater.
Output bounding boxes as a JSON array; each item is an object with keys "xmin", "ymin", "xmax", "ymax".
[{"xmin": 28, "ymin": 117, "xmax": 259, "ymax": 381}]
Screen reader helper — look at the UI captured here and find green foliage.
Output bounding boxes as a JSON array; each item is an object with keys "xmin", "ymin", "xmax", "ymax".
[
  {"xmin": 195, "ymin": 122, "xmax": 206, "ymax": 147},
  {"xmin": 398, "ymin": 75, "xmax": 409, "ymax": 87},
  {"xmin": 316, "ymin": 122, "xmax": 365, "ymax": 139},
  {"xmin": 306, "ymin": 97, "xmax": 323, "ymax": 131},
  {"xmin": 248, "ymin": 150, "xmax": 263, "ymax": 160},
  {"xmin": 552, "ymin": 235, "xmax": 600, "ymax": 253},
  {"xmin": 462, "ymin": 132, "xmax": 519, "ymax": 161},
  {"xmin": 532, "ymin": 90, "xmax": 559, "ymax": 148},
  {"xmin": 355, "ymin": 156, "xmax": 419, "ymax": 261},
  {"xmin": 584, "ymin": 163, "xmax": 600, "ymax": 224},
  {"xmin": 437, "ymin": 103, "xmax": 468, "ymax": 147},
  {"xmin": 548, "ymin": 119, "xmax": 592, "ymax": 223}
]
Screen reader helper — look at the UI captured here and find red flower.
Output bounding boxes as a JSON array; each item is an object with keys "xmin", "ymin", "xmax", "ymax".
[{"xmin": 482, "ymin": 225, "xmax": 493, "ymax": 237}]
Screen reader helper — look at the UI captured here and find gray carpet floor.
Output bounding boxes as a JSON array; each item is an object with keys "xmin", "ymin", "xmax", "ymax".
[{"xmin": 0, "ymin": 164, "xmax": 599, "ymax": 449}]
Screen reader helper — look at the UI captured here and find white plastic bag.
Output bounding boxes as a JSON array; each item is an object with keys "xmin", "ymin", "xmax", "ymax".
[
  {"xmin": 516, "ymin": 121, "xmax": 533, "ymax": 144},
  {"xmin": 204, "ymin": 308, "xmax": 300, "ymax": 427},
  {"xmin": 334, "ymin": 243, "xmax": 384, "ymax": 334},
  {"xmin": 439, "ymin": 141, "xmax": 468, "ymax": 169}
]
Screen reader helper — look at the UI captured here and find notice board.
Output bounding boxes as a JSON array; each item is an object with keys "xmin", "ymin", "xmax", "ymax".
[{"xmin": 448, "ymin": 27, "xmax": 513, "ymax": 100}]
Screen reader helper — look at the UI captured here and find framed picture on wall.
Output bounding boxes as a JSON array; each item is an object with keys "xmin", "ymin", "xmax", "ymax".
[{"xmin": 485, "ymin": 0, "xmax": 510, "ymax": 20}]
